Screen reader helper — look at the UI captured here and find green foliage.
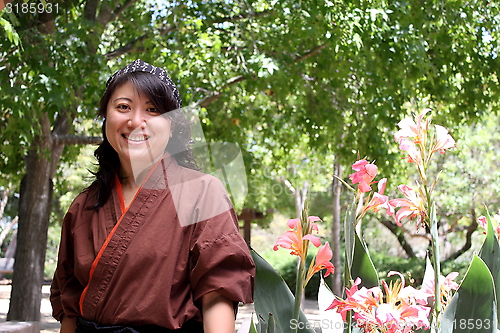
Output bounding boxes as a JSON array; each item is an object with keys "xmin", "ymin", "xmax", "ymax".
[
  {"xmin": 251, "ymin": 250, "xmax": 314, "ymax": 333},
  {"xmin": 478, "ymin": 212, "xmax": 500, "ymax": 327},
  {"xmin": 441, "ymin": 255, "xmax": 497, "ymax": 333},
  {"xmin": 350, "ymin": 231, "xmax": 379, "ymax": 288}
]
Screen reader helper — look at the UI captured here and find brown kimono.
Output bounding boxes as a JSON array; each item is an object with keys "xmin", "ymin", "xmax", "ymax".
[{"xmin": 50, "ymin": 156, "xmax": 255, "ymax": 330}]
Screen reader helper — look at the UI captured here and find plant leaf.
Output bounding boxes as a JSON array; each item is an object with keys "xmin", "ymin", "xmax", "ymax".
[
  {"xmin": 478, "ymin": 211, "xmax": 500, "ymax": 327},
  {"xmin": 251, "ymin": 250, "xmax": 315, "ymax": 333},
  {"xmin": 441, "ymin": 255, "xmax": 497, "ymax": 333},
  {"xmin": 350, "ymin": 231, "xmax": 379, "ymax": 288}
]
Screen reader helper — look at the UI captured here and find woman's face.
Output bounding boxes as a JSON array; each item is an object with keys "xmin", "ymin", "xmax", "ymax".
[{"xmin": 105, "ymin": 81, "xmax": 172, "ymax": 171}]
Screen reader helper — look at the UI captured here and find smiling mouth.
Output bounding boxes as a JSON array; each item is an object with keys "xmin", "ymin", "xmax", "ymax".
[{"xmin": 123, "ymin": 134, "xmax": 150, "ymax": 142}]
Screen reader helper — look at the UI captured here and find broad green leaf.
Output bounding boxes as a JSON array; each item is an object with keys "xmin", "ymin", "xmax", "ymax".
[
  {"xmin": 251, "ymin": 250, "xmax": 315, "ymax": 333},
  {"xmin": 441, "ymin": 255, "xmax": 497, "ymax": 333},
  {"xmin": 350, "ymin": 231, "xmax": 379, "ymax": 288},
  {"xmin": 478, "ymin": 212, "xmax": 500, "ymax": 327}
]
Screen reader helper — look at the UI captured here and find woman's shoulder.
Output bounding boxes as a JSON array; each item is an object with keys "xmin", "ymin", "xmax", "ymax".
[
  {"xmin": 175, "ymin": 166, "xmax": 227, "ymax": 193},
  {"xmin": 66, "ymin": 186, "xmax": 98, "ymax": 214}
]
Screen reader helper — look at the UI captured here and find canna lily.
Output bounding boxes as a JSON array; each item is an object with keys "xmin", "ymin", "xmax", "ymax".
[
  {"xmin": 350, "ymin": 159, "xmax": 378, "ymax": 193},
  {"xmin": 389, "ymin": 185, "xmax": 426, "ymax": 226},
  {"xmin": 273, "ymin": 216, "xmax": 322, "ymax": 260},
  {"xmin": 328, "ymin": 273, "xmax": 431, "ymax": 333},
  {"xmin": 398, "ymin": 139, "xmax": 422, "ymax": 165},
  {"xmin": 477, "ymin": 212, "xmax": 500, "ymax": 237},
  {"xmin": 420, "ymin": 269, "xmax": 459, "ymax": 307},
  {"xmin": 304, "ymin": 242, "xmax": 335, "ymax": 285},
  {"xmin": 394, "ymin": 108, "xmax": 431, "ymax": 145},
  {"xmin": 363, "ymin": 178, "xmax": 394, "ymax": 216},
  {"xmin": 327, "ymin": 278, "xmax": 380, "ymax": 321},
  {"xmin": 432, "ymin": 125, "xmax": 456, "ymax": 154}
]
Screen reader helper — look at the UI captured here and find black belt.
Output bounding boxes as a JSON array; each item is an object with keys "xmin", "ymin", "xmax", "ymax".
[{"xmin": 76, "ymin": 317, "xmax": 204, "ymax": 333}]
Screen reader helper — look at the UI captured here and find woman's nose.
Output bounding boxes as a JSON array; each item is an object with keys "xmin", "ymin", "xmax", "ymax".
[{"xmin": 127, "ymin": 110, "xmax": 146, "ymax": 129}]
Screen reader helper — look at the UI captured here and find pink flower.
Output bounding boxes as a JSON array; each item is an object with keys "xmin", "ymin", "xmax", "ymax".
[
  {"xmin": 432, "ymin": 125, "xmax": 456, "ymax": 154},
  {"xmin": 305, "ymin": 242, "xmax": 335, "ymax": 284},
  {"xmin": 327, "ymin": 278, "xmax": 380, "ymax": 321},
  {"xmin": 477, "ymin": 212, "xmax": 500, "ymax": 237},
  {"xmin": 420, "ymin": 270, "xmax": 459, "ymax": 306},
  {"xmin": 394, "ymin": 108, "xmax": 431, "ymax": 144},
  {"xmin": 389, "ymin": 185, "xmax": 425, "ymax": 226},
  {"xmin": 478, "ymin": 216, "xmax": 487, "ymax": 230},
  {"xmin": 273, "ymin": 216, "xmax": 322, "ymax": 259},
  {"xmin": 328, "ymin": 273, "xmax": 431, "ymax": 333},
  {"xmin": 398, "ymin": 139, "xmax": 422, "ymax": 164},
  {"xmin": 350, "ymin": 159, "xmax": 378, "ymax": 192},
  {"xmin": 364, "ymin": 178, "xmax": 394, "ymax": 215}
]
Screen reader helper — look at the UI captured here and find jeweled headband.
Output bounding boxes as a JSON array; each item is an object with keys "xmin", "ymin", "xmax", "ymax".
[{"xmin": 107, "ymin": 59, "xmax": 182, "ymax": 107}]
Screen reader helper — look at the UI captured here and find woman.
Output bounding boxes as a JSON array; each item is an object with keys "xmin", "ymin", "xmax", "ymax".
[{"xmin": 50, "ymin": 59, "xmax": 255, "ymax": 333}]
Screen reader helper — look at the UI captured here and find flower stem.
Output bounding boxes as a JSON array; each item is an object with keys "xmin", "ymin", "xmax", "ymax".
[
  {"xmin": 429, "ymin": 203, "xmax": 442, "ymax": 328},
  {"xmin": 292, "ymin": 257, "xmax": 306, "ymax": 333}
]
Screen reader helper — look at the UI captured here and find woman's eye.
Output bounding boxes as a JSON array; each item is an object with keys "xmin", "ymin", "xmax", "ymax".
[
  {"xmin": 117, "ymin": 104, "xmax": 130, "ymax": 111},
  {"xmin": 147, "ymin": 107, "xmax": 159, "ymax": 114}
]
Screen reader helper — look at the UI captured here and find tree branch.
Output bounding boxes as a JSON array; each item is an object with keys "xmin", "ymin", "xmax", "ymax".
[
  {"xmin": 98, "ymin": 0, "xmax": 139, "ymax": 26},
  {"xmin": 444, "ymin": 210, "xmax": 479, "ymax": 262},
  {"xmin": 380, "ymin": 219, "xmax": 417, "ymax": 258},
  {"xmin": 84, "ymin": 0, "xmax": 99, "ymax": 22},
  {"xmin": 195, "ymin": 75, "xmax": 247, "ymax": 108},
  {"xmin": 52, "ymin": 135, "xmax": 103, "ymax": 146},
  {"xmin": 294, "ymin": 42, "xmax": 329, "ymax": 63},
  {"xmin": 104, "ymin": 34, "xmax": 150, "ymax": 60},
  {"xmin": 104, "ymin": 10, "xmax": 273, "ymax": 60}
]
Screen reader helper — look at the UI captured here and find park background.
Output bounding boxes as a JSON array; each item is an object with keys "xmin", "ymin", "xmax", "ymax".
[{"xmin": 0, "ymin": 0, "xmax": 499, "ymax": 325}]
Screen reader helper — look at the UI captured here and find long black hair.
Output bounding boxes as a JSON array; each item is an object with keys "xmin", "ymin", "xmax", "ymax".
[{"xmin": 88, "ymin": 71, "xmax": 198, "ymax": 210}]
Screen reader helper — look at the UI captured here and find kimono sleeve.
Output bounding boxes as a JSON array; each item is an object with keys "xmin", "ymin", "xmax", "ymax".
[
  {"xmin": 188, "ymin": 178, "xmax": 255, "ymax": 306},
  {"xmin": 50, "ymin": 196, "xmax": 85, "ymax": 321}
]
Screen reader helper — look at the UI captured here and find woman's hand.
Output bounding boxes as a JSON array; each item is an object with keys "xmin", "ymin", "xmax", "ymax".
[
  {"xmin": 60, "ymin": 316, "xmax": 77, "ymax": 333},
  {"xmin": 202, "ymin": 291, "xmax": 235, "ymax": 333}
]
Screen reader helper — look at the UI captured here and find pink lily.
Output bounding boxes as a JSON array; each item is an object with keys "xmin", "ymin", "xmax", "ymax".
[
  {"xmin": 389, "ymin": 185, "xmax": 425, "ymax": 226},
  {"xmin": 327, "ymin": 278, "xmax": 381, "ymax": 321},
  {"xmin": 432, "ymin": 125, "xmax": 456, "ymax": 154},
  {"xmin": 273, "ymin": 216, "xmax": 322, "ymax": 259},
  {"xmin": 394, "ymin": 108, "xmax": 431, "ymax": 144},
  {"xmin": 478, "ymin": 216, "xmax": 488, "ymax": 234},
  {"xmin": 305, "ymin": 242, "xmax": 335, "ymax": 285},
  {"xmin": 328, "ymin": 273, "xmax": 431, "ymax": 333},
  {"xmin": 350, "ymin": 159, "xmax": 378, "ymax": 192},
  {"xmin": 363, "ymin": 178, "xmax": 394, "ymax": 215},
  {"xmin": 420, "ymin": 270, "xmax": 459, "ymax": 307},
  {"xmin": 398, "ymin": 139, "xmax": 422, "ymax": 164},
  {"xmin": 477, "ymin": 213, "xmax": 500, "ymax": 237}
]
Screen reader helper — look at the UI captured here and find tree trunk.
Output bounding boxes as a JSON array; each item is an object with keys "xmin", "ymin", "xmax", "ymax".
[
  {"xmin": 7, "ymin": 141, "xmax": 52, "ymax": 321},
  {"xmin": 8, "ymin": 112, "xmax": 69, "ymax": 321},
  {"xmin": 330, "ymin": 159, "xmax": 342, "ymax": 296}
]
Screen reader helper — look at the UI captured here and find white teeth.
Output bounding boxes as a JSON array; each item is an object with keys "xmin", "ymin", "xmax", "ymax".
[{"xmin": 124, "ymin": 134, "xmax": 149, "ymax": 142}]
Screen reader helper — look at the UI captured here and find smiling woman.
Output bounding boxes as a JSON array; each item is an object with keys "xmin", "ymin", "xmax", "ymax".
[
  {"xmin": 49, "ymin": 60, "xmax": 255, "ymax": 333},
  {"xmin": 105, "ymin": 81, "xmax": 173, "ymax": 202}
]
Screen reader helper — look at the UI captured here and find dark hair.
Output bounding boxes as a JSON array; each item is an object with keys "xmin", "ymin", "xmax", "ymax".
[{"xmin": 88, "ymin": 71, "xmax": 198, "ymax": 210}]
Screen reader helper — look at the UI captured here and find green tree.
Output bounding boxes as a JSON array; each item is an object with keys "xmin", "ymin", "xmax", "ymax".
[{"xmin": 1, "ymin": 0, "xmax": 500, "ymax": 320}]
